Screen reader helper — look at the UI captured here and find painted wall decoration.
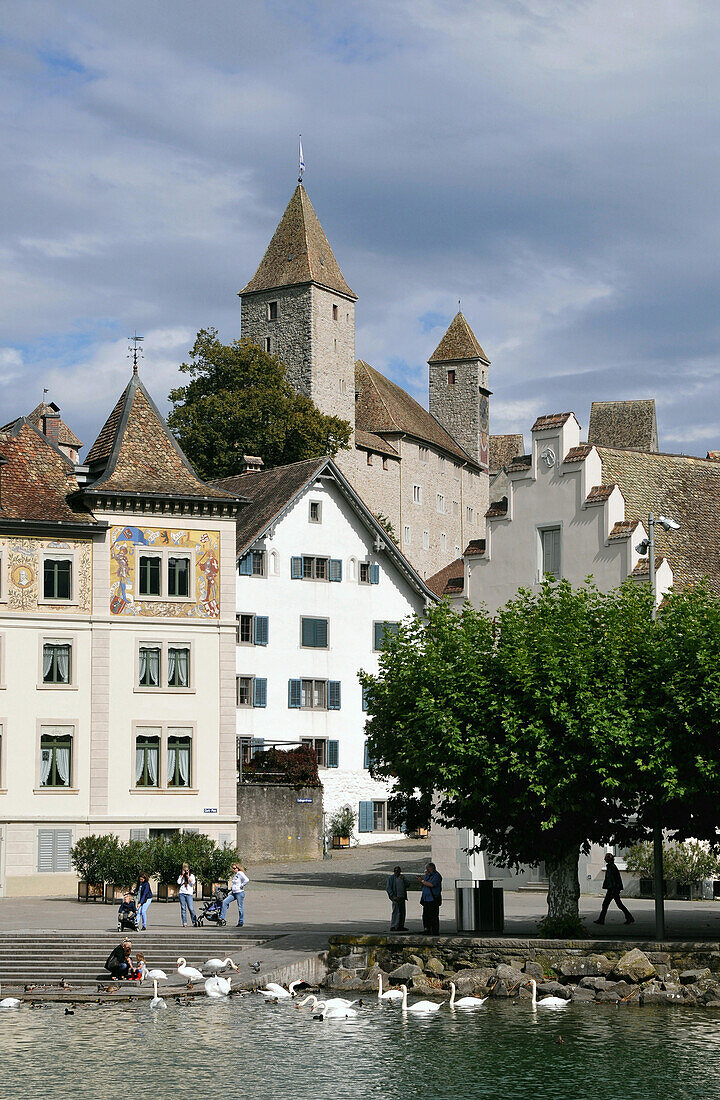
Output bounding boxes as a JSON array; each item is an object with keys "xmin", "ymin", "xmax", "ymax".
[
  {"xmin": 109, "ymin": 525, "xmax": 221, "ymax": 618},
  {"xmin": 1, "ymin": 537, "xmax": 92, "ymax": 613}
]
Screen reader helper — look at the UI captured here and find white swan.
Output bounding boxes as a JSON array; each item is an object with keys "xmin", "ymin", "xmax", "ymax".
[
  {"xmin": 150, "ymin": 979, "xmax": 167, "ymax": 1010},
  {"xmin": 400, "ymin": 984, "xmax": 445, "ymax": 1014},
  {"xmin": 449, "ymin": 982, "xmax": 487, "ymax": 1009},
  {"xmin": 140, "ymin": 964, "xmax": 167, "ymax": 982},
  {"xmin": 313, "ymin": 999, "xmax": 358, "ymax": 1019},
  {"xmin": 527, "ymin": 978, "xmax": 569, "ymax": 1008},
  {"xmin": 297, "ymin": 993, "xmax": 357, "ymax": 1010},
  {"xmin": 0, "ymin": 998, "xmax": 20, "ymax": 1009},
  {"xmin": 205, "ymin": 974, "xmax": 232, "ymax": 998},
  {"xmin": 205, "ymin": 957, "xmax": 238, "ymax": 974},
  {"xmin": 177, "ymin": 957, "xmax": 204, "ymax": 987},
  {"xmin": 377, "ymin": 975, "xmax": 404, "ymax": 1003},
  {"xmin": 259, "ymin": 979, "xmax": 304, "ymax": 999}
]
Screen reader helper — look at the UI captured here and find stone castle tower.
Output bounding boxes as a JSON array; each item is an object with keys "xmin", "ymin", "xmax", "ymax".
[
  {"xmin": 239, "ymin": 184, "xmax": 357, "ymax": 429},
  {"xmin": 428, "ymin": 311, "xmax": 491, "ymax": 470}
]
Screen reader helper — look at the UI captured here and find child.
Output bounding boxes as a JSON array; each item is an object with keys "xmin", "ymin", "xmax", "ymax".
[
  {"xmin": 129, "ymin": 952, "xmax": 145, "ymax": 982},
  {"xmin": 118, "ymin": 893, "xmax": 138, "ymax": 932}
]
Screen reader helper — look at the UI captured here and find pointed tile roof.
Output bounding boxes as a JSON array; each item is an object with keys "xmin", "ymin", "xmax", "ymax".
[
  {"xmin": 240, "ymin": 184, "xmax": 356, "ymax": 300},
  {"xmin": 84, "ymin": 375, "xmax": 237, "ymax": 501},
  {"xmin": 0, "ymin": 419, "xmax": 96, "ymax": 525},
  {"xmin": 27, "ymin": 402, "xmax": 83, "ymax": 448},
  {"xmin": 428, "ymin": 312, "xmax": 489, "ymax": 364}
]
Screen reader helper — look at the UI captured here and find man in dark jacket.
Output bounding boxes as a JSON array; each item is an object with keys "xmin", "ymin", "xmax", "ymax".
[
  {"xmin": 105, "ymin": 940, "xmax": 132, "ymax": 979},
  {"xmin": 419, "ymin": 862, "xmax": 442, "ymax": 935},
  {"xmin": 594, "ymin": 853, "xmax": 634, "ymax": 925},
  {"xmin": 386, "ymin": 866, "xmax": 408, "ymax": 932}
]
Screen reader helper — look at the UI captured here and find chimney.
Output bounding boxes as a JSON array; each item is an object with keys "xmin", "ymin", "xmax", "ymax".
[
  {"xmin": 42, "ymin": 402, "xmax": 61, "ymax": 446},
  {"xmin": 240, "ymin": 455, "xmax": 264, "ymax": 474},
  {"xmin": 707, "ymin": 451, "xmax": 720, "ymax": 463}
]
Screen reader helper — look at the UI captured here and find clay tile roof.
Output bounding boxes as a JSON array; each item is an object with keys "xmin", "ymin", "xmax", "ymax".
[
  {"xmin": 212, "ymin": 456, "xmax": 328, "ymax": 557},
  {"xmin": 599, "ymin": 446, "xmax": 720, "ymax": 594},
  {"xmin": 532, "ymin": 412, "xmax": 574, "ymax": 432},
  {"xmin": 84, "ymin": 376, "xmax": 235, "ymax": 501},
  {"xmin": 428, "ymin": 312, "xmax": 489, "ymax": 364},
  {"xmin": 486, "ymin": 496, "xmax": 508, "ymax": 518},
  {"xmin": 506, "ymin": 454, "xmax": 532, "ymax": 473},
  {"xmin": 240, "ymin": 184, "xmax": 356, "ymax": 299},
  {"xmin": 0, "ymin": 420, "xmax": 96, "ymax": 524},
  {"xmin": 354, "ymin": 430, "xmax": 399, "ymax": 458},
  {"xmin": 27, "ymin": 402, "xmax": 83, "ymax": 448},
  {"xmin": 464, "ymin": 538, "xmax": 486, "ymax": 556},
  {"xmin": 707, "ymin": 451, "xmax": 720, "ymax": 463},
  {"xmin": 354, "ymin": 360, "xmax": 477, "ymax": 466},
  {"xmin": 426, "ymin": 557, "xmax": 465, "ymax": 597},
  {"xmin": 632, "ymin": 556, "xmax": 666, "ymax": 577},
  {"xmin": 588, "ymin": 400, "xmax": 658, "ymax": 453},
  {"xmin": 608, "ymin": 519, "xmax": 640, "ymax": 540},
  {"xmin": 489, "ymin": 433, "xmax": 524, "ymax": 475},
  {"xmin": 585, "ymin": 484, "xmax": 616, "ymax": 505},
  {"xmin": 564, "ymin": 444, "xmax": 593, "ymax": 463}
]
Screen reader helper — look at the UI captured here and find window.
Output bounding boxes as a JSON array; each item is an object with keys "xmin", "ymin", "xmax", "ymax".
[
  {"xmin": 167, "ymin": 646, "xmax": 190, "ymax": 688},
  {"xmin": 373, "ymin": 801, "xmax": 387, "ymax": 831},
  {"xmin": 301, "ymin": 737, "xmax": 339, "ymax": 768},
  {"xmin": 466, "ymin": 506, "xmax": 474, "ymax": 524},
  {"xmin": 167, "ymin": 731, "xmax": 192, "ymax": 788},
  {"xmin": 291, "ymin": 555, "xmax": 341, "ymax": 581},
  {"xmin": 439, "ymin": 456, "xmax": 446, "ymax": 475},
  {"xmin": 453, "ymin": 500, "xmax": 459, "ymax": 516},
  {"xmin": 267, "ymin": 301, "xmax": 278, "ymax": 321},
  {"xmin": 301, "ymin": 617, "xmax": 329, "ymax": 649},
  {"xmin": 332, "ymin": 304, "xmax": 338, "ymax": 320},
  {"xmin": 167, "ymin": 556, "xmax": 190, "ymax": 598},
  {"xmin": 422, "ymin": 530, "xmax": 430, "ymax": 550},
  {"xmin": 373, "ymin": 621, "xmax": 400, "ymax": 651},
  {"xmin": 236, "ymin": 676, "xmax": 267, "ymax": 708},
  {"xmin": 43, "ymin": 556, "xmax": 72, "ymax": 601},
  {"xmin": 359, "ymin": 561, "xmax": 380, "ymax": 585},
  {"xmin": 339, "ymin": 378, "xmax": 346, "ymax": 393},
  {"xmin": 302, "ymin": 679, "xmax": 326, "ymax": 710},
  {"xmin": 540, "ymin": 527, "xmax": 561, "ymax": 579},
  {"xmin": 139, "ymin": 645, "xmax": 161, "ymax": 687},
  {"xmin": 237, "ymin": 736, "xmax": 264, "ymax": 767},
  {"xmin": 403, "ymin": 525, "xmax": 411, "ymax": 546},
  {"xmin": 367, "ymin": 452, "xmax": 373, "ymax": 465},
  {"xmin": 309, "ymin": 501, "xmax": 322, "ymax": 523},
  {"xmin": 135, "ymin": 732, "xmax": 159, "ymax": 787},
  {"xmin": 440, "ymin": 533, "xmax": 447, "ymax": 553},
  {"xmin": 137, "ymin": 551, "xmax": 192, "ymax": 599},
  {"xmin": 264, "ymin": 337, "xmax": 272, "ymax": 354},
  {"xmin": 455, "ymin": 545, "xmax": 461, "ymax": 557},
  {"xmin": 137, "ymin": 641, "xmax": 193, "ymax": 691},
  {"xmin": 382, "ymin": 457, "xmax": 388, "ymax": 470},
  {"xmin": 38, "ymin": 829, "xmax": 72, "ymax": 872},
  {"xmin": 42, "ymin": 641, "xmax": 72, "ymax": 685},
  {"xmin": 413, "ymin": 485, "xmax": 422, "ymax": 504},
  {"xmin": 236, "ymin": 614, "xmax": 269, "ymax": 646},
  {"xmin": 358, "ymin": 800, "xmax": 390, "ymax": 833},
  {"xmin": 238, "ymin": 549, "xmax": 266, "ymax": 577},
  {"xmin": 419, "ymin": 447, "xmax": 429, "ymax": 463},
  {"xmin": 39, "ymin": 727, "xmax": 73, "ymax": 788},
  {"xmin": 437, "ymin": 493, "xmax": 445, "ymax": 514},
  {"xmin": 138, "ymin": 554, "xmax": 161, "ymax": 597},
  {"xmin": 447, "ymin": 369, "xmax": 456, "ymax": 385},
  {"xmin": 289, "ymin": 678, "xmax": 341, "ymax": 710}
]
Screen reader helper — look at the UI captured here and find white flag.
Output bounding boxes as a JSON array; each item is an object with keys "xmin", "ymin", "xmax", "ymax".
[{"xmin": 298, "ymin": 135, "xmax": 305, "ymax": 180}]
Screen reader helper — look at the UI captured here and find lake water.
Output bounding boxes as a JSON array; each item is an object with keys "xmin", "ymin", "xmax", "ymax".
[{"xmin": 1, "ymin": 995, "xmax": 718, "ymax": 1100}]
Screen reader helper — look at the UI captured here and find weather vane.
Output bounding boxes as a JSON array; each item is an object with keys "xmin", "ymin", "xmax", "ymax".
[
  {"xmin": 128, "ymin": 332, "xmax": 144, "ymax": 375},
  {"xmin": 298, "ymin": 134, "xmax": 305, "ymax": 184}
]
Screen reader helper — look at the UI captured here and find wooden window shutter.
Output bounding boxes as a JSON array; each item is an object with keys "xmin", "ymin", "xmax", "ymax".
[
  {"xmin": 238, "ymin": 554, "xmax": 253, "ymax": 576},
  {"xmin": 291, "ymin": 557, "xmax": 303, "ymax": 579},
  {"xmin": 253, "ymin": 677, "xmax": 267, "ymax": 707},
  {"xmin": 288, "ymin": 679, "xmax": 302, "ymax": 708},
  {"xmin": 370, "ymin": 563, "xmax": 380, "ymax": 584},
  {"xmin": 329, "ymin": 559, "xmax": 342, "ymax": 582},
  {"xmin": 327, "ymin": 740, "xmax": 339, "ymax": 768},
  {"xmin": 328, "ymin": 681, "xmax": 341, "ymax": 710},
  {"xmin": 254, "ymin": 616, "xmax": 269, "ymax": 645},
  {"xmin": 358, "ymin": 801, "xmax": 374, "ymax": 832}
]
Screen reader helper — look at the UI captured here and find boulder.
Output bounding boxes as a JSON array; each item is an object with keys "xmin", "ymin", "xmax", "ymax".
[
  {"xmin": 330, "ymin": 966, "xmax": 357, "ymax": 984},
  {"xmin": 654, "ymin": 963, "xmax": 671, "ymax": 981},
  {"xmin": 522, "ymin": 961, "xmax": 544, "ymax": 981},
  {"xmin": 579, "ymin": 976, "xmax": 611, "ymax": 991},
  {"xmin": 426, "ymin": 957, "xmax": 445, "ymax": 975},
  {"xmin": 453, "ymin": 967, "xmax": 496, "ymax": 987},
  {"xmin": 704, "ymin": 999, "xmax": 720, "ymax": 1008},
  {"xmin": 408, "ymin": 955, "xmax": 425, "ymax": 969},
  {"xmin": 496, "ymin": 964, "xmax": 525, "ymax": 991},
  {"xmin": 489, "ymin": 980, "xmax": 511, "ymax": 998},
  {"xmin": 606, "ymin": 981, "xmax": 634, "ymax": 999},
  {"xmin": 389, "ymin": 963, "xmax": 423, "ymax": 983},
  {"xmin": 537, "ymin": 981, "xmax": 570, "ymax": 1000},
  {"xmin": 680, "ymin": 968, "xmax": 711, "ymax": 985},
  {"xmin": 570, "ymin": 987, "xmax": 595, "ymax": 1002},
  {"xmin": 613, "ymin": 949, "xmax": 657, "ymax": 983},
  {"xmin": 364, "ymin": 964, "xmax": 389, "ymax": 984},
  {"xmin": 327, "ymin": 974, "xmax": 365, "ymax": 990},
  {"xmin": 557, "ymin": 954, "xmax": 612, "ymax": 980},
  {"xmin": 411, "ymin": 976, "xmax": 444, "ymax": 996},
  {"xmin": 641, "ymin": 986, "xmax": 685, "ymax": 1005},
  {"xmin": 595, "ymin": 989, "xmax": 620, "ymax": 1003}
]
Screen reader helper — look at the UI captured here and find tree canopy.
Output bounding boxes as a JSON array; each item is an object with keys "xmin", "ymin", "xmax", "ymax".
[
  {"xmin": 361, "ymin": 580, "xmax": 720, "ymax": 935},
  {"xmin": 167, "ymin": 329, "xmax": 352, "ymax": 479}
]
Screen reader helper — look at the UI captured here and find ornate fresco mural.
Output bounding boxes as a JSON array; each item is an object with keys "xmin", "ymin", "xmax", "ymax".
[
  {"xmin": 1, "ymin": 536, "xmax": 92, "ymax": 613},
  {"xmin": 109, "ymin": 525, "xmax": 220, "ymax": 618}
]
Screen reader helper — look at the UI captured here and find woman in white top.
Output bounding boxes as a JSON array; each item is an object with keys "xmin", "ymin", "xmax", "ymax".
[
  {"xmin": 220, "ymin": 863, "xmax": 250, "ymax": 927},
  {"xmin": 177, "ymin": 863, "xmax": 198, "ymax": 927}
]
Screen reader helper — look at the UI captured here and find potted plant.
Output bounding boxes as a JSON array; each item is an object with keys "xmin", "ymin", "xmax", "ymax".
[
  {"xmin": 71, "ymin": 834, "xmax": 116, "ymax": 901},
  {"xmin": 153, "ymin": 835, "xmax": 183, "ymax": 901},
  {"xmin": 328, "ymin": 806, "xmax": 356, "ymax": 850},
  {"xmin": 202, "ymin": 843, "xmax": 241, "ymax": 899},
  {"xmin": 105, "ymin": 838, "xmax": 150, "ymax": 903}
]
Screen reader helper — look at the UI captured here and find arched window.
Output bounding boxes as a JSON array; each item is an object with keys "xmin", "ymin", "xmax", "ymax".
[{"xmin": 270, "ymin": 550, "xmax": 280, "ymax": 576}]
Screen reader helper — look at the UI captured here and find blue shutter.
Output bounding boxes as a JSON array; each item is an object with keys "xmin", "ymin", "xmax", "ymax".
[
  {"xmin": 238, "ymin": 554, "xmax": 252, "ymax": 576},
  {"xmin": 291, "ymin": 556, "xmax": 303, "ymax": 579},
  {"xmin": 254, "ymin": 615, "xmax": 269, "ymax": 645},
  {"xmin": 328, "ymin": 680, "xmax": 341, "ymax": 710},
  {"xmin": 316, "ymin": 619, "xmax": 328, "ymax": 648},
  {"xmin": 362, "ymin": 685, "xmax": 369, "ymax": 712},
  {"xmin": 374, "ymin": 622, "xmax": 383, "ymax": 650},
  {"xmin": 363, "ymin": 741, "xmax": 370, "ymax": 769},
  {"xmin": 288, "ymin": 679, "xmax": 302, "ymax": 708},
  {"xmin": 329, "ymin": 559, "xmax": 342, "ymax": 582},
  {"xmin": 327, "ymin": 740, "xmax": 339, "ymax": 768},
  {"xmin": 251, "ymin": 738, "xmax": 264, "ymax": 756},
  {"xmin": 253, "ymin": 677, "xmax": 267, "ymax": 708},
  {"xmin": 358, "ymin": 801, "xmax": 374, "ymax": 832},
  {"xmin": 370, "ymin": 563, "xmax": 380, "ymax": 585}
]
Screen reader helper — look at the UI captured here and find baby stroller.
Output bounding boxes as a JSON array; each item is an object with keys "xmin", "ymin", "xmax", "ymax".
[
  {"xmin": 196, "ymin": 885, "xmax": 229, "ymax": 927},
  {"xmin": 117, "ymin": 899, "xmax": 139, "ymax": 932}
]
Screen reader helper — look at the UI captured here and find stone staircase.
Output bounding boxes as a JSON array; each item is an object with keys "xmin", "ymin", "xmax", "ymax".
[{"xmin": 0, "ymin": 931, "xmax": 265, "ymax": 990}]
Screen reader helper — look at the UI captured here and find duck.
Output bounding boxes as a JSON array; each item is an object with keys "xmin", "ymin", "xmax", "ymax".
[
  {"xmin": 448, "ymin": 982, "xmax": 487, "ymax": 1009},
  {"xmin": 205, "ymin": 974, "xmax": 232, "ymax": 998},
  {"xmin": 312, "ymin": 999, "xmax": 358, "ymax": 1019},
  {"xmin": 0, "ymin": 998, "xmax": 20, "ymax": 1009},
  {"xmin": 176, "ymin": 958, "xmax": 204, "ymax": 987},
  {"xmin": 204, "ymin": 957, "xmax": 238, "ymax": 974},
  {"xmin": 526, "ymin": 978, "xmax": 569, "ymax": 1009},
  {"xmin": 400, "ymin": 984, "xmax": 445, "ymax": 1014},
  {"xmin": 150, "ymin": 979, "xmax": 167, "ymax": 1010},
  {"xmin": 377, "ymin": 975, "xmax": 404, "ymax": 1003}
]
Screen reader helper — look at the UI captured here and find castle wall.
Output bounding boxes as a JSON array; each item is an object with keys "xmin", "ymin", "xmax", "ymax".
[
  {"xmin": 429, "ymin": 358, "xmax": 490, "ymax": 469},
  {"xmin": 310, "ymin": 286, "xmax": 356, "ymax": 428},
  {"xmin": 241, "ymin": 286, "xmax": 314, "ymax": 399}
]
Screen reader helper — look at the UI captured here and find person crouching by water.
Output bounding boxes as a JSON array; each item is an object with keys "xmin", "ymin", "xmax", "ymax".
[
  {"xmin": 178, "ymin": 863, "xmax": 198, "ymax": 927},
  {"xmin": 134, "ymin": 872, "xmax": 153, "ymax": 930},
  {"xmin": 105, "ymin": 939, "xmax": 132, "ymax": 980},
  {"xmin": 419, "ymin": 862, "xmax": 443, "ymax": 935},
  {"xmin": 594, "ymin": 852, "xmax": 635, "ymax": 926},
  {"xmin": 386, "ymin": 865, "xmax": 408, "ymax": 932}
]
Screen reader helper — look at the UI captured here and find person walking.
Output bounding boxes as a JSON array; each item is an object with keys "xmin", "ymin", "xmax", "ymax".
[
  {"xmin": 594, "ymin": 852, "xmax": 634, "ymax": 925},
  {"xmin": 419, "ymin": 862, "xmax": 442, "ymax": 935},
  {"xmin": 220, "ymin": 863, "xmax": 249, "ymax": 927},
  {"xmin": 135, "ymin": 872, "xmax": 153, "ymax": 930},
  {"xmin": 386, "ymin": 865, "xmax": 408, "ymax": 932},
  {"xmin": 177, "ymin": 863, "xmax": 198, "ymax": 927}
]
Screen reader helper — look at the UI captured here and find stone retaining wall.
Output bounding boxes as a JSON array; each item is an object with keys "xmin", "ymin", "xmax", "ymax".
[{"xmin": 325, "ymin": 934, "xmax": 720, "ymax": 1008}]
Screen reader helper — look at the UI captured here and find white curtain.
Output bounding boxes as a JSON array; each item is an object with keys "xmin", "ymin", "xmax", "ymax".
[
  {"xmin": 56, "ymin": 746, "xmax": 70, "ymax": 786},
  {"xmin": 135, "ymin": 749, "xmax": 144, "ymax": 784},
  {"xmin": 140, "ymin": 648, "xmax": 159, "ymax": 687},
  {"xmin": 40, "ymin": 749, "xmax": 52, "ymax": 786},
  {"xmin": 176, "ymin": 649, "xmax": 189, "ymax": 688},
  {"xmin": 147, "ymin": 745, "xmax": 158, "ymax": 785},
  {"xmin": 56, "ymin": 645, "xmax": 70, "ymax": 683},
  {"xmin": 178, "ymin": 746, "xmax": 190, "ymax": 786},
  {"xmin": 167, "ymin": 647, "xmax": 176, "ymax": 685},
  {"xmin": 42, "ymin": 646, "xmax": 53, "ymax": 681},
  {"xmin": 167, "ymin": 747, "xmax": 177, "ymax": 785}
]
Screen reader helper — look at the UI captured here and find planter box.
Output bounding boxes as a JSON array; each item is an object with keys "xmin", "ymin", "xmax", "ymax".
[
  {"xmin": 104, "ymin": 883, "xmax": 128, "ymax": 905},
  {"xmin": 77, "ymin": 881, "xmax": 104, "ymax": 902},
  {"xmin": 202, "ymin": 881, "xmax": 228, "ymax": 899},
  {"xmin": 331, "ymin": 836, "xmax": 350, "ymax": 850},
  {"xmin": 675, "ymin": 881, "xmax": 703, "ymax": 900},
  {"xmin": 157, "ymin": 883, "xmax": 180, "ymax": 902}
]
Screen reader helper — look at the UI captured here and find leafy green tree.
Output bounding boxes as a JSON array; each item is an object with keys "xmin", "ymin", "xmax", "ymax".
[
  {"xmin": 167, "ymin": 329, "xmax": 352, "ymax": 479},
  {"xmin": 361, "ymin": 582, "xmax": 655, "ymax": 935}
]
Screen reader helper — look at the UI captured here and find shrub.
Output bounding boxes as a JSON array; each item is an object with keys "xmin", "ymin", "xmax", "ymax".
[
  {"xmin": 210, "ymin": 844, "xmax": 241, "ymax": 884},
  {"xmin": 664, "ymin": 841, "xmax": 719, "ymax": 885},
  {"xmin": 71, "ymin": 835, "xmax": 119, "ymax": 883},
  {"xmin": 242, "ymin": 745, "xmax": 320, "ymax": 788},
  {"xmin": 625, "ymin": 842, "xmax": 655, "ymax": 877},
  {"xmin": 328, "ymin": 806, "xmax": 356, "ymax": 838}
]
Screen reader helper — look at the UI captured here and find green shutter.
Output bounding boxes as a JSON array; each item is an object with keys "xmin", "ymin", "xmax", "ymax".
[
  {"xmin": 288, "ymin": 679, "xmax": 302, "ymax": 708},
  {"xmin": 291, "ymin": 557, "xmax": 303, "ymax": 579},
  {"xmin": 238, "ymin": 554, "xmax": 252, "ymax": 576},
  {"xmin": 253, "ymin": 678, "xmax": 267, "ymax": 707},
  {"xmin": 328, "ymin": 681, "xmax": 341, "ymax": 710},
  {"xmin": 329, "ymin": 559, "xmax": 342, "ymax": 582},
  {"xmin": 327, "ymin": 740, "xmax": 339, "ymax": 768},
  {"xmin": 254, "ymin": 616, "xmax": 269, "ymax": 645},
  {"xmin": 370, "ymin": 563, "xmax": 380, "ymax": 584},
  {"xmin": 358, "ymin": 801, "xmax": 374, "ymax": 832}
]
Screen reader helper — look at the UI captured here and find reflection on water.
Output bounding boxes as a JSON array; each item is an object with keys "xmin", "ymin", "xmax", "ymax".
[{"xmin": 1, "ymin": 996, "xmax": 719, "ymax": 1100}]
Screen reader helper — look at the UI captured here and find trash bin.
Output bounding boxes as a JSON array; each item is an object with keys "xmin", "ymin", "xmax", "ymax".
[{"xmin": 455, "ymin": 880, "xmax": 504, "ymax": 934}]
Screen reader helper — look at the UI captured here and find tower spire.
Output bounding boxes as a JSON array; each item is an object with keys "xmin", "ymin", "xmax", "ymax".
[
  {"xmin": 298, "ymin": 134, "xmax": 305, "ymax": 185},
  {"xmin": 128, "ymin": 333, "xmax": 144, "ymax": 376}
]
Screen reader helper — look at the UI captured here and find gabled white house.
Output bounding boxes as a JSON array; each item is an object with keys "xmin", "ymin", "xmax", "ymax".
[{"xmin": 212, "ymin": 456, "xmax": 435, "ymax": 844}]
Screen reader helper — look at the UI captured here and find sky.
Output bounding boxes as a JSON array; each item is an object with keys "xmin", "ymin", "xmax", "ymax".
[{"xmin": 1, "ymin": 0, "xmax": 719, "ymax": 456}]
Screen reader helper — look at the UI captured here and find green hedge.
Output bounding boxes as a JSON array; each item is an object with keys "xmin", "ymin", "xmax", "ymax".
[{"xmin": 70, "ymin": 833, "xmax": 240, "ymax": 888}]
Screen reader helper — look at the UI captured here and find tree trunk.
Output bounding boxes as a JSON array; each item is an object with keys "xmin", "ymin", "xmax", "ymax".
[{"xmin": 544, "ymin": 848, "xmax": 581, "ymax": 935}]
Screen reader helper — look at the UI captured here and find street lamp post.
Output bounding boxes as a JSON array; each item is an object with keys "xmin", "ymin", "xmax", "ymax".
[{"xmin": 636, "ymin": 513, "xmax": 680, "ymax": 942}]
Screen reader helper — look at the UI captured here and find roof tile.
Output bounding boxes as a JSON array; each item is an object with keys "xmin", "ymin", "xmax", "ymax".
[
  {"xmin": 489, "ymin": 433, "xmax": 524, "ymax": 474},
  {"xmin": 0, "ymin": 421, "xmax": 96, "ymax": 525},
  {"xmin": 428, "ymin": 312, "xmax": 489, "ymax": 363},
  {"xmin": 589, "ymin": 400, "xmax": 658, "ymax": 452}
]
